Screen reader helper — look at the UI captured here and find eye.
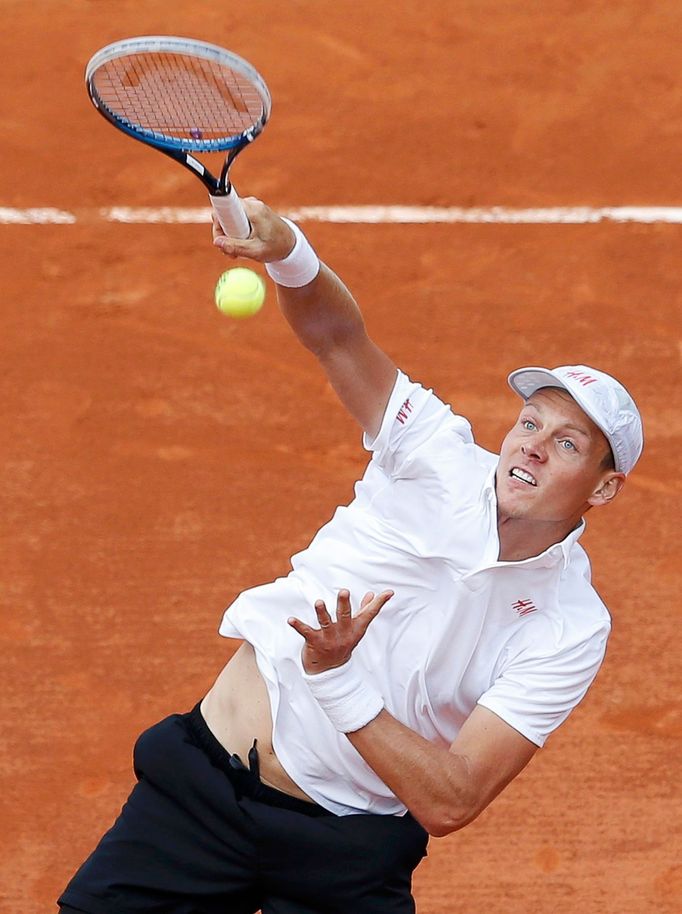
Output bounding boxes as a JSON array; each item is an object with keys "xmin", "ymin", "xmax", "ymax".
[
  {"xmin": 559, "ymin": 439, "xmax": 576, "ymax": 451},
  {"xmin": 522, "ymin": 419, "xmax": 536, "ymax": 431}
]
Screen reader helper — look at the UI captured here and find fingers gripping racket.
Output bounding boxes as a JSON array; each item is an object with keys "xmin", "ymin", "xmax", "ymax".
[{"xmin": 85, "ymin": 36, "xmax": 271, "ymax": 238}]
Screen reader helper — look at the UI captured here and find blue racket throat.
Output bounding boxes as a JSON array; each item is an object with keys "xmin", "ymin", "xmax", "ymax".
[{"xmin": 89, "ymin": 105, "xmax": 257, "ymax": 154}]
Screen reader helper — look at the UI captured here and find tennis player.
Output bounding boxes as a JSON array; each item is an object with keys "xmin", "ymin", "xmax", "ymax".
[{"xmin": 58, "ymin": 200, "xmax": 643, "ymax": 914}]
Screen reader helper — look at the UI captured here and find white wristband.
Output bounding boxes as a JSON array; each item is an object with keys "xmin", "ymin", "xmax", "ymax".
[
  {"xmin": 265, "ymin": 218, "xmax": 320, "ymax": 288},
  {"xmin": 302, "ymin": 655, "xmax": 384, "ymax": 733}
]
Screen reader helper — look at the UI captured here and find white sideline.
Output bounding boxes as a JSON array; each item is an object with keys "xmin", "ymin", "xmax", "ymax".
[
  {"xmin": 3, "ymin": 205, "xmax": 682, "ymax": 225},
  {"xmin": 0, "ymin": 207, "xmax": 77, "ymax": 224}
]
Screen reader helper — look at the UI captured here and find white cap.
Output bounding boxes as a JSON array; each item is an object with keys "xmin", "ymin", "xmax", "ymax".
[{"xmin": 507, "ymin": 365, "xmax": 643, "ymax": 475}]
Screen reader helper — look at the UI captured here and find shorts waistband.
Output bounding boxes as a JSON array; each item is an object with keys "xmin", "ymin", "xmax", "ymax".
[{"xmin": 184, "ymin": 702, "xmax": 334, "ymax": 818}]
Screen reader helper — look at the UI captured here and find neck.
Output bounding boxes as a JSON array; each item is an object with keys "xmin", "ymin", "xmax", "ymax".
[{"xmin": 496, "ymin": 511, "xmax": 582, "ymax": 562}]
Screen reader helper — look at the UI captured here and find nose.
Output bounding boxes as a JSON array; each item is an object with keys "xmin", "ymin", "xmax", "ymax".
[{"xmin": 521, "ymin": 435, "xmax": 547, "ymax": 462}]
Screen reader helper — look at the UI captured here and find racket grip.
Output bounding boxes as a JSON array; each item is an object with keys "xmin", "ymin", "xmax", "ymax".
[{"xmin": 210, "ymin": 187, "xmax": 251, "ymax": 239}]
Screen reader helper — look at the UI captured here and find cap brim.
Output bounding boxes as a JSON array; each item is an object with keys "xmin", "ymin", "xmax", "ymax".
[{"xmin": 508, "ymin": 367, "xmax": 566, "ymax": 400}]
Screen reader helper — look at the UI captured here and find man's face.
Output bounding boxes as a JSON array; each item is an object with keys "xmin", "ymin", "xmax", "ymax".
[{"xmin": 496, "ymin": 387, "xmax": 617, "ymax": 525}]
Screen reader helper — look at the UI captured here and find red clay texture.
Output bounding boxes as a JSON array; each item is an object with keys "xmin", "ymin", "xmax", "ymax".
[{"xmin": 1, "ymin": 3, "xmax": 680, "ymax": 913}]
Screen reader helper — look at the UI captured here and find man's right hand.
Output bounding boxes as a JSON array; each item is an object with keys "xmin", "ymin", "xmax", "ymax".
[{"xmin": 212, "ymin": 197, "xmax": 295, "ymax": 263}]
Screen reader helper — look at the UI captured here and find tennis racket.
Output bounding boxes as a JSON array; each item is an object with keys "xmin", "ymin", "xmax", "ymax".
[{"xmin": 85, "ymin": 36, "xmax": 272, "ymax": 238}]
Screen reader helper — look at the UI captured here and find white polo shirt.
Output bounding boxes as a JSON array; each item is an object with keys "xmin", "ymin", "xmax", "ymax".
[{"xmin": 219, "ymin": 370, "xmax": 611, "ymax": 816}]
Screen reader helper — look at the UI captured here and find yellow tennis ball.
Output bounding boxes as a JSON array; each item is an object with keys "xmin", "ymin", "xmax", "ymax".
[{"xmin": 214, "ymin": 268, "xmax": 266, "ymax": 319}]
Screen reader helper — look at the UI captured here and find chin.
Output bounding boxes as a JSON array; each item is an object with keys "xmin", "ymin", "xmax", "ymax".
[
  {"xmin": 496, "ymin": 491, "xmax": 531, "ymax": 520},
  {"xmin": 499, "ymin": 504, "xmax": 531, "ymax": 522},
  {"xmin": 497, "ymin": 478, "xmax": 533, "ymax": 512}
]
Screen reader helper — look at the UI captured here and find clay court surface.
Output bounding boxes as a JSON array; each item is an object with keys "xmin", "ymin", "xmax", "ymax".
[{"xmin": 2, "ymin": 2, "xmax": 681, "ymax": 912}]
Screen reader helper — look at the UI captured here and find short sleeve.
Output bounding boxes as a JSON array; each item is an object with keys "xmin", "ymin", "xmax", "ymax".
[
  {"xmin": 363, "ymin": 370, "xmax": 473, "ymax": 478},
  {"xmin": 476, "ymin": 625, "xmax": 610, "ymax": 747}
]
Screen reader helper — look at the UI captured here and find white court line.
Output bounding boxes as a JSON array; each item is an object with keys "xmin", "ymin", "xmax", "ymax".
[
  {"xmin": 289, "ymin": 205, "xmax": 682, "ymax": 224},
  {"xmin": 3, "ymin": 205, "xmax": 682, "ymax": 225},
  {"xmin": 0, "ymin": 207, "xmax": 77, "ymax": 224}
]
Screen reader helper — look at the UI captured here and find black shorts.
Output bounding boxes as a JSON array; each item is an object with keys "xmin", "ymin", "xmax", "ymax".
[{"xmin": 58, "ymin": 704, "xmax": 428, "ymax": 914}]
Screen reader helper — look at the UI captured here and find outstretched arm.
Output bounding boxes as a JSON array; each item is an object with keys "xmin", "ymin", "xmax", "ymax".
[
  {"xmin": 289, "ymin": 591, "xmax": 538, "ymax": 837},
  {"xmin": 213, "ymin": 199, "xmax": 397, "ymax": 438}
]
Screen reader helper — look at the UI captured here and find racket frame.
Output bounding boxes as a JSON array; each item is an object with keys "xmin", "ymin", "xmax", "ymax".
[{"xmin": 85, "ymin": 36, "xmax": 271, "ymax": 221}]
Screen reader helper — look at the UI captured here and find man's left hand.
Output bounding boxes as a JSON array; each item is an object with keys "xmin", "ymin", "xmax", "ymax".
[{"xmin": 288, "ymin": 589, "xmax": 393, "ymax": 674}]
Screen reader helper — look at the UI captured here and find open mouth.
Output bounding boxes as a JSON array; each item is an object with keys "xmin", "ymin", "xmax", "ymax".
[{"xmin": 510, "ymin": 467, "xmax": 537, "ymax": 487}]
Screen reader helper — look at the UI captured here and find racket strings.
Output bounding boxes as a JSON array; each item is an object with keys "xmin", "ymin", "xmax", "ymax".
[{"xmin": 92, "ymin": 52, "xmax": 265, "ymax": 142}]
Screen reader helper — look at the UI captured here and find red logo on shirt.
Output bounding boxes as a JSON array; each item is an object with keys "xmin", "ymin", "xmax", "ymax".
[
  {"xmin": 512, "ymin": 599, "xmax": 537, "ymax": 616},
  {"xmin": 395, "ymin": 398, "xmax": 413, "ymax": 425}
]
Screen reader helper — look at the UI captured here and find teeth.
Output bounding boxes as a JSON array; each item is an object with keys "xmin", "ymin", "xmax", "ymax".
[{"xmin": 511, "ymin": 468, "xmax": 537, "ymax": 486}]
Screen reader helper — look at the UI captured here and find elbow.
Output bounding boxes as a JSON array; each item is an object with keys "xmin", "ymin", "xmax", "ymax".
[
  {"xmin": 420, "ymin": 751, "xmax": 490, "ymax": 836},
  {"xmin": 420, "ymin": 797, "xmax": 483, "ymax": 838}
]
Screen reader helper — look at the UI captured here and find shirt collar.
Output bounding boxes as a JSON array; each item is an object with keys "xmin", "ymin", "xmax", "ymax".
[
  {"xmin": 483, "ymin": 464, "xmax": 497, "ymax": 502},
  {"xmin": 554, "ymin": 518, "xmax": 586, "ymax": 569}
]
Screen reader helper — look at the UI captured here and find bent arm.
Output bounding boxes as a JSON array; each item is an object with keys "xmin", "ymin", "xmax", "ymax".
[
  {"xmin": 347, "ymin": 705, "xmax": 537, "ymax": 837},
  {"xmin": 290, "ymin": 591, "xmax": 538, "ymax": 837},
  {"xmin": 213, "ymin": 200, "xmax": 397, "ymax": 438}
]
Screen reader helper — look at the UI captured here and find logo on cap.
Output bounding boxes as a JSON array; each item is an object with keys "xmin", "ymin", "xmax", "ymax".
[{"xmin": 564, "ymin": 370, "xmax": 597, "ymax": 387}]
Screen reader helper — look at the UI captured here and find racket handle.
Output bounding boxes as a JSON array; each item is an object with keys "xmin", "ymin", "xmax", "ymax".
[{"xmin": 210, "ymin": 187, "xmax": 251, "ymax": 239}]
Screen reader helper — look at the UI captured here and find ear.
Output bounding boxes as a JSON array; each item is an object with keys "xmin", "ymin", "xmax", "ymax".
[{"xmin": 587, "ymin": 472, "xmax": 626, "ymax": 508}]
